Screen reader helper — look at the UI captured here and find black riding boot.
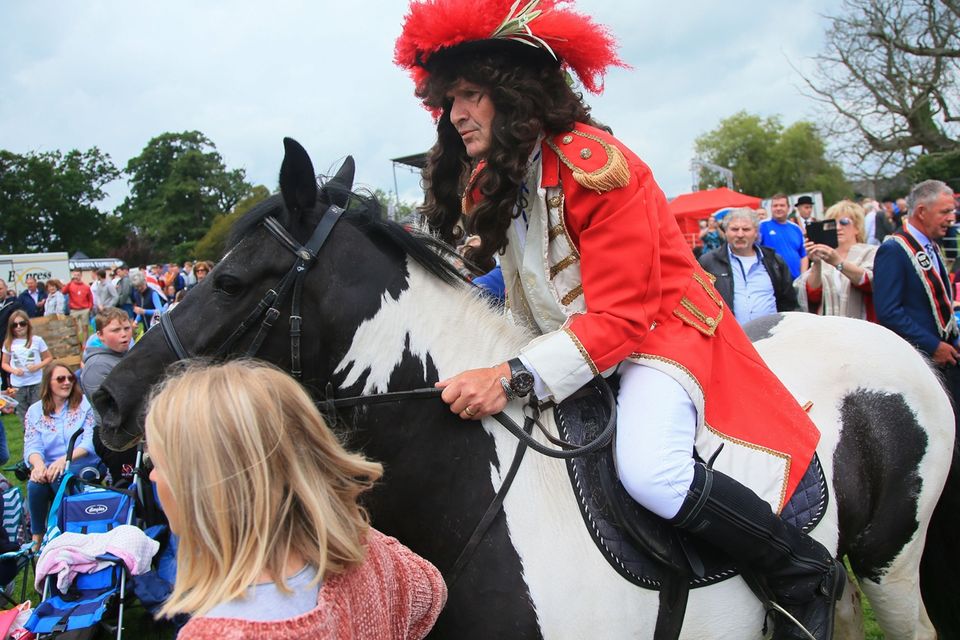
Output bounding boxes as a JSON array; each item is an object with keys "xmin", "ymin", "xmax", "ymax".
[{"xmin": 670, "ymin": 463, "xmax": 845, "ymax": 640}]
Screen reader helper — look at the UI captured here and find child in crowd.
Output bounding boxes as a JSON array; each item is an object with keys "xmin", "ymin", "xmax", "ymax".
[
  {"xmin": 1, "ymin": 311, "xmax": 52, "ymax": 428},
  {"xmin": 145, "ymin": 360, "xmax": 446, "ymax": 639}
]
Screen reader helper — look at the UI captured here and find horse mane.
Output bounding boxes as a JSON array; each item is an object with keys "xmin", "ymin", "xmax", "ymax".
[{"xmin": 228, "ymin": 189, "xmax": 468, "ymax": 287}]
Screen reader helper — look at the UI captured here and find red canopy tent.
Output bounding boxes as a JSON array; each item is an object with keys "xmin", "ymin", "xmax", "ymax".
[{"xmin": 668, "ymin": 187, "xmax": 762, "ymax": 247}]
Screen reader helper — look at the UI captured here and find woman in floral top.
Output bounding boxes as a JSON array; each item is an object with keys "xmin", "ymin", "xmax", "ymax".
[{"xmin": 23, "ymin": 360, "xmax": 101, "ymax": 547}]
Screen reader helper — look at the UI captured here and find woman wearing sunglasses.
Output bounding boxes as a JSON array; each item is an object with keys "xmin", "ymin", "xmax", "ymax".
[
  {"xmin": 797, "ymin": 200, "xmax": 878, "ymax": 321},
  {"xmin": 193, "ymin": 261, "xmax": 213, "ymax": 284},
  {"xmin": 1, "ymin": 310, "xmax": 52, "ymax": 427},
  {"xmin": 23, "ymin": 360, "xmax": 102, "ymax": 548}
]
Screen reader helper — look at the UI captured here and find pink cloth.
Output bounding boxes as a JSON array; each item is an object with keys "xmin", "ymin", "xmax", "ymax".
[
  {"xmin": 35, "ymin": 525, "xmax": 159, "ymax": 591},
  {"xmin": 178, "ymin": 529, "xmax": 446, "ymax": 640}
]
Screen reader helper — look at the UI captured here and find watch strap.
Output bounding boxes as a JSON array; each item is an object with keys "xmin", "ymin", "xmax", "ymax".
[{"xmin": 500, "ymin": 377, "xmax": 517, "ymax": 401}]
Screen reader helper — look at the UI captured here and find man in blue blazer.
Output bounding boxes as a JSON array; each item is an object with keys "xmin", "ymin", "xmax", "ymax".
[
  {"xmin": 875, "ymin": 179, "xmax": 960, "ymax": 640},
  {"xmin": 16, "ymin": 276, "xmax": 46, "ymax": 318},
  {"xmin": 875, "ymin": 178, "xmax": 960, "ymax": 440}
]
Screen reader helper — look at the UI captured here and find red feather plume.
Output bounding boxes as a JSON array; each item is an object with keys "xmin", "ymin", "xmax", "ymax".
[{"xmin": 395, "ymin": 0, "xmax": 626, "ymax": 102}]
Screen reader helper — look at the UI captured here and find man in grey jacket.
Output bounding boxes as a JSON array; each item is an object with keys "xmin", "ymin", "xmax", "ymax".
[{"xmin": 699, "ymin": 208, "xmax": 798, "ymax": 323}]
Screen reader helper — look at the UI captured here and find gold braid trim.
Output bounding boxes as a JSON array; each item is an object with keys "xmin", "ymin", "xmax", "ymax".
[
  {"xmin": 560, "ymin": 284, "xmax": 583, "ymax": 306},
  {"xmin": 548, "ymin": 223, "xmax": 566, "ymax": 242},
  {"xmin": 550, "ymin": 255, "xmax": 579, "ymax": 279},
  {"xmin": 546, "ymin": 131, "xmax": 631, "ymax": 194},
  {"xmin": 671, "ymin": 271, "xmax": 724, "ymax": 336},
  {"xmin": 628, "ymin": 352, "xmax": 792, "ymax": 511},
  {"xmin": 563, "ymin": 327, "xmax": 599, "ymax": 375}
]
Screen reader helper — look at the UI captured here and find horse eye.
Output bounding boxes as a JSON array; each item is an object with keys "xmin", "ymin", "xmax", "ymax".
[{"xmin": 214, "ymin": 275, "xmax": 244, "ymax": 297}]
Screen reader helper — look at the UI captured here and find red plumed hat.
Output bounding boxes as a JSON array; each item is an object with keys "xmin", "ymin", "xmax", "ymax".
[{"xmin": 395, "ymin": 0, "xmax": 625, "ymax": 101}]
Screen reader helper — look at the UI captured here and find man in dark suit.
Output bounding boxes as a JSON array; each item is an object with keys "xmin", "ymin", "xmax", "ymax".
[
  {"xmin": 17, "ymin": 276, "xmax": 46, "ymax": 318},
  {"xmin": 874, "ymin": 179, "xmax": 960, "ymax": 640},
  {"xmin": 875, "ymin": 179, "xmax": 959, "ymax": 415}
]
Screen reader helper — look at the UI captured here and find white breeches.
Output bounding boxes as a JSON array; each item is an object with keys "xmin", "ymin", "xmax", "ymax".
[{"xmin": 614, "ymin": 361, "xmax": 697, "ymax": 520}]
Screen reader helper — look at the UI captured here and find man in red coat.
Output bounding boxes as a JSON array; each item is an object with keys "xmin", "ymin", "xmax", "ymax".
[
  {"xmin": 61, "ymin": 268, "xmax": 93, "ymax": 339},
  {"xmin": 396, "ymin": 1, "xmax": 844, "ymax": 638}
]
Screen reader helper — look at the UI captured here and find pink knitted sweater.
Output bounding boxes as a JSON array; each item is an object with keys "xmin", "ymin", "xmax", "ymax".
[{"xmin": 177, "ymin": 530, "xmax": 446, "ymax": 639}]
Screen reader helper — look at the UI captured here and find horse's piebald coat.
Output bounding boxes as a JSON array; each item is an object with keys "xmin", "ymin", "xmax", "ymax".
[
  {"xmin": 335, "ymin": 260, "xmax": 951, "ymax": 638},
  {"xmin": 335, "ymin": 262, "xmax": 762, "ymax": 637},
  {"xmin": 95, "ymin": 145, "xmax": 956, "ymax": 638}
]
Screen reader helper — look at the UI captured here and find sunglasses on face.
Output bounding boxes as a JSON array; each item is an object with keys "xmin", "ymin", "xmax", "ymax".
[
  {"xmin": 54, "ymin": 374, "xmax": 75, "ymax": 384},
  {"xmin": 837, "ymin": 217, "xmax": 853, "ymax": 226},
  {"xmin": 11, "ymin": 321, "xmax": 27, "ymax": 328}
]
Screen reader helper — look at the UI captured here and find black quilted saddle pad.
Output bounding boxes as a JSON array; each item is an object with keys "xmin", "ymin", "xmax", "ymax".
[{"xmin": 555, "ymin": 379, "xmax": 828, "ymax": 590}]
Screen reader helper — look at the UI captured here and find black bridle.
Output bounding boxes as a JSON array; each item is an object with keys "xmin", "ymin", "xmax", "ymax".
[
  {"xmin": 160, "ymin": 205, "xmax": 344, "ymax": 378},
  {"xmin": 157, "ymin": 203, "xmax": 617, "ymax": 587}
]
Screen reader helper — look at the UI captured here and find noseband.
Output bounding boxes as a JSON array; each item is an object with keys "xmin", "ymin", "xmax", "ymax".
[{"xmin": 160, "ymin": 204, "xmax": 344, "ymax": 378}]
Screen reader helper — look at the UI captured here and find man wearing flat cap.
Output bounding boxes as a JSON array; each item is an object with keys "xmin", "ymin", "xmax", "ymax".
[{"xmin": 396, "ymin": 1, "xmax": 843, "ymax": 637}]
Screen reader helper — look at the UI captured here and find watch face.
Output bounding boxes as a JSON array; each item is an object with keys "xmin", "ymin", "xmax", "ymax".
[{"xmin": 510, "ymin": 371, "xmax": 535, "ymax": 396}]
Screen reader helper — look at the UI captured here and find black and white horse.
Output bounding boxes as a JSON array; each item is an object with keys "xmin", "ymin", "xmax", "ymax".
[{"xmin": 94, "ymin": 140, "xmax": 956, "ymax": 639}]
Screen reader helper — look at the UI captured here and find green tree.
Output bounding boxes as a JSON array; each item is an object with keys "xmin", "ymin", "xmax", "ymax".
[
  {"xmin": 369, "ymin": 189, "xmax": 418, "ymax": 222},
  {"xmin": 193, "ymin": 185, "xmax": 272, "ymax": 260},
  {"xmin": 118, "ymin": 131, "xmax": 252, "ymax": 262},
  {"xmin": 694, "ymin": 111, "xmax": 851, "ymax": 204},
  {"xmin": 911, "ymin": 149, "xmax": 960, "ymax": 190},
  {"xmin": 0, "ymin": 148, "xmax": 121, "ymax": 254}
]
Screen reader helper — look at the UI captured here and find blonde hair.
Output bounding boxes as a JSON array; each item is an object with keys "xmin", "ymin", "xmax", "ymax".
[
  {"xmin": 825, "ymin": 199, "xmax": 867, "ymax": 243},
  {"xmin": 145, "ymin": 360, "xmax": 383, "ymax": 618}
]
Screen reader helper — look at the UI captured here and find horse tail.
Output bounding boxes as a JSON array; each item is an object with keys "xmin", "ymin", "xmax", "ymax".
[{"xmin": 920, "ymin": 408, "xmax": 960, "ymax": 638}]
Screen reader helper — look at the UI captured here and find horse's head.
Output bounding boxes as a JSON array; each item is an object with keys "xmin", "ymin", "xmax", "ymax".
[{"xmin": 95, "ymin": 137, "xmax": 453, "ymax": 450}]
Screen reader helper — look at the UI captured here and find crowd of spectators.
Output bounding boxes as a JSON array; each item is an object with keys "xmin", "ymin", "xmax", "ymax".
[
  {"xmin": 690, "ymin": 180, "xmax": 960, "ymax": 443},
  {"xmin": 692, "ymin": 185, "xmax": 958, "ymax": 329},
  {"xmin": 0, "ymin": 260, "xmax": 214, "ymax": 397},
  {"xmin": 0, "ymin": 259, "xmax": 217, "ymax": 542}
]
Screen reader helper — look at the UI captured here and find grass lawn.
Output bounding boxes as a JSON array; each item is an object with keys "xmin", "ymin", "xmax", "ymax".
[
  {"xmin": 1, "ymin": 412, "xmax": 175, "ymax": 639},
  {"xmin": 0, "ymin": 411, "xmax": 886, "ymax": 639}
]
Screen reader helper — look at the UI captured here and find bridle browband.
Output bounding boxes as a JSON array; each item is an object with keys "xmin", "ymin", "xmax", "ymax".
[
  {"xmin": 157, "ymin": 202, "xmax": 617, "ymax": 588},
  {"xmin": 160, "ymin": 204, "xmax": 344, "ymax": 378}
]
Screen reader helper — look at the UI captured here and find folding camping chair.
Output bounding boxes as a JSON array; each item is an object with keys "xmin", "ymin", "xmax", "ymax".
[
  {"xmin": 24, "ymin": 430, "xmax": 143, "ymax": 640},
  {"xmin": 0, "ymin": 482, "xmax": 36, "ymax": 607}
]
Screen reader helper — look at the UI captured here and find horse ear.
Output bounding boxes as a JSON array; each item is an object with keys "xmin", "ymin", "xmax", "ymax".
[
  {"xmin": 279, "ymin": 137, "xmax": 318, "ymax": 215},
  {"xmin": 321, "ymin": 156, "xmax": 355, "ymax": 209}
]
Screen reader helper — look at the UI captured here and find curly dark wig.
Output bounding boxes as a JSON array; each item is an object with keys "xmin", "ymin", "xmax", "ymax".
[{"xmin": 418, "ymin": 51, "xmax": 594, "ymax": 272}]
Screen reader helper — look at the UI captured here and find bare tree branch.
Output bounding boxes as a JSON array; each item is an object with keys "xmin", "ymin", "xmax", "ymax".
[{"xmin": 796, "ymin": 0, "xmax": 960, "ymax": 176}]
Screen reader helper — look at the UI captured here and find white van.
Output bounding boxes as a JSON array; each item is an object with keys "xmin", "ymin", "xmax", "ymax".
[{"xmin": 0, "ymin": 252, "xmax": 71, "ymax": 292}]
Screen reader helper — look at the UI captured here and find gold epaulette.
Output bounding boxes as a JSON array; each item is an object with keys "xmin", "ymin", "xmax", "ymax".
[{"xmin": 546, "ymin": 129, "xmax": 631, "ymax": 193}]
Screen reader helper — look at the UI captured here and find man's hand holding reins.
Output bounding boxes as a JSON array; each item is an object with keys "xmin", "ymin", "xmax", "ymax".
[{"xmin": 436, "ymin": 362, "xmax": 511, "ymax": 420}]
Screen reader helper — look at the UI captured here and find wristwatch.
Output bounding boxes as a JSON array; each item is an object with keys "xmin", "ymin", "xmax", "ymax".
[
  {"xmin": 501, "ymin": 358, "xmax": 535, "ymax": 400},
  {"xmin": 836, "ymin": 261, "xmax": 845, "ymax": 273}
]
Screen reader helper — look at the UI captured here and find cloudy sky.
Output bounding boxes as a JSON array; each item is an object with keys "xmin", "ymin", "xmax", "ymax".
[{"xmin": 1, "ymin": 0, "xmax": 837, "ymax": 208}]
